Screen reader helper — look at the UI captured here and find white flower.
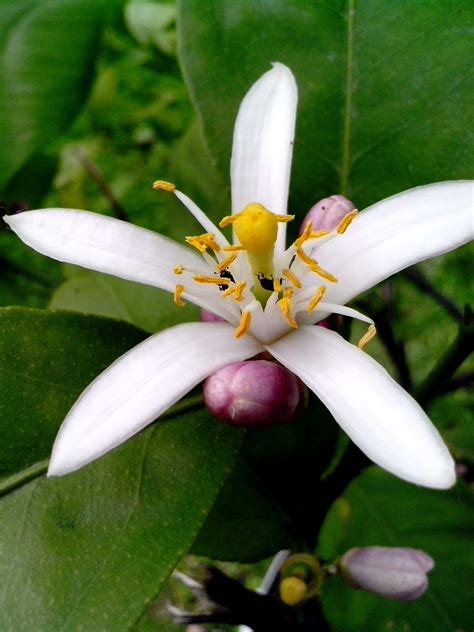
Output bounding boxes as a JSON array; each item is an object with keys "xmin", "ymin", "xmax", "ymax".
[{"xmin": 4, "ymin": 64, "xmax": 472, "ymax": 487}]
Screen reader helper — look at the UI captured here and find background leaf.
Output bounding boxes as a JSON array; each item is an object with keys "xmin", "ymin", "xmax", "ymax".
[
  {"xmin": 318, "ymin": 467, "xmax": 474, "ymax": 632},
  {"xmin": 178, "ymin": 0, "xmax": 473, "ymax": 217}
]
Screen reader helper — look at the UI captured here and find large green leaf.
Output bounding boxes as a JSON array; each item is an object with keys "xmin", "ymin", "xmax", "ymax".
[
  {"xmin": 178, "ymin": 0, "xmax": 473, "ymax": 215},
  {"xmin": 0, "ymin": 0, "xmax": 121, "ymax": 191},
  {"xmin": 0, "ymin": 308, "xmax": 243, "ymax": 630},
  {"xmin": 318, "ymin": 467, "xmax": 474, "ymax": 632}
]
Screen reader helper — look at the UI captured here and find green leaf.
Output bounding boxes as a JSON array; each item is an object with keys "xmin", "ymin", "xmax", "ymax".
[
  {"xmin": 318, "ymin": 467, "xmax": 474, "ymax": 632},
  {"xmin": 0, "ymin": 307, "xmax": 243, "ymax": 629},
  {"xmin": 178, "ymin": 0, "xmax": 473, "ymax": 214},
  {"xmin": 0, "ymin": 0, "xmax": 121, "ymax": 191},
  {"xmin": 50, "ymin": 268, "xmax": 200, "ymax": 333},
  {"xmin": 193, "ymin": 397, "xmax": 339, "ymax": 561}
]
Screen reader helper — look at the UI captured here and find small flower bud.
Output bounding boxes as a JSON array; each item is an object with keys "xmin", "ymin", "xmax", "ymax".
[
  {"xmin": 299, "ymin": 194, "xmax": 356, "ymax": 233},
  {"xmin": 279, "ymin": 553, "xmax": 323, "ymax": 606},
  {"xmin": 203, "ymin": 360, "xmax": 301, "ymax": 428},
  {"xmin": 339, "ymin": 546, "xmax": 434, "ymax": 601},
  {"xmin": 200, "ymin": 308, "xmax": 226, "ymax": 322}
]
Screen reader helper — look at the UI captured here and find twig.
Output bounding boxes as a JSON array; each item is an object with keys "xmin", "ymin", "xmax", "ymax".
[
  {"xmin": 416, "ymin": 305, "xmax": 474, "ymax": 405},
  {"xmin": 74, "ymin": 149, "xmax": 128, "ymax": 221},
  {"xmin": 402, "ymin": 267, "xmax": 463, "ymax": 322}
]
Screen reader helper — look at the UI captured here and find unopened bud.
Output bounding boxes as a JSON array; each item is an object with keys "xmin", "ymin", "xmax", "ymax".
[
  {"xmin": 299, "ymin": 194, "xmax": 356, "ymax": 233},
  {"xmin": 200, "ymin": 308, "xmax": 225, "ymax": 322},
  {"xmin": 203, "ymin": 360, "xmax": 301, "ymax": 428},
  {"xmin": 339, "ymin": 546, "xmax": 434, "ymax": 601}
]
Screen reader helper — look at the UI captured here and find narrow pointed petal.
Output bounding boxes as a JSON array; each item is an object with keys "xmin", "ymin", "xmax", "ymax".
[
  {"xmin": 266, "ymin": 326, "xmax": 455, "ymax": 489},
  {"xmin": 313, "ymin": 181, "xmax": 474, "ymax": 305},
  {"xmin": 231, "ymin": 63, "xmax": 297, "ymax": 252},
  {"xmin": 48, "ymin": 322, "xmax": 262, "ymax": 475},
  {"xmin": 4, "ymin": 209, "xmax": 203, "ymax": 293}
]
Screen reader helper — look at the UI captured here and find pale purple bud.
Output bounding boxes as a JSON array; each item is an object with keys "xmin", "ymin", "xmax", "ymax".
[
  {"xmin": 340, "ymin": 546, "xmax": 434, "ymax": 601},
  {"xmin": 200, "ymin": 308, "xmax": 225, "ymax": 322},
  {"xmin": 299, "ymin": 194, "xmax": 356, "ymax": 233},
  {"xmin": 203, "ymin": 360, "xmax": 301, "ymax": 428}
]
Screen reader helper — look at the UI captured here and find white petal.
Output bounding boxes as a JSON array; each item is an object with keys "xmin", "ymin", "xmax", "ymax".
[
  {"xmin": 266, "ymin": 326, "xmax": 455, "ymax": 489},
  {"xmin": 313, "ymin": 181, "xmax": 474, "ymax": 305},
  {"xmin": 48, "ymin": 322, "xmax": 262, "ymax": 475},
  {"xmin": 4, "ymin": 209, "xmax": 203, "ymax": 293},
  {"xmin": 174, "ymin": 189, "xmax": 229, "ymax": 245},
  {"xmin": 231, "ymin": 63, "xmax": 297, "ymax": 253}
]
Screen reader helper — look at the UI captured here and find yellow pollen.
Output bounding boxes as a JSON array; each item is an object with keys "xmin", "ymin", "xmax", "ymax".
[
  {"xmin": 283, "ymin": 286, "xmax": 294, "ymax": 299},
  {"xmin": 274, "ymin": 214, "xmax": 295, "ymax": 223},
  {"xmin": 218, "ymin": 213, "xmax": 241, "ymax": 228},
  {"xmin": 273, "ymin": 277, "xmax": 282, "ymax": 292},
  {"xmin": 217, "ymin": 253, "xmax": 237, "ymax": 271},
  {"xmin": 193, "ymin": 275, "xmax": 230, "ymax": 286},
  {"xmin": 152, "ymin": 180, "xmax": 176, "ymax": 192},
  {"xmin": 282, "ymin": 268, "xmax": 302, "ymax": 288},
  {"xmin": 223, "ymin": 281, "xmax": 246, "ymax": 302},
  {"xmin": 233, "ymin": 203, "xmax": 278, "ymax": 255},
  {"xmin": 296, "ymin": 248, "xmax": 338, "ymax": 283},
  {"xmin": 173, "ymin": 264, "xmax": 185, "ymax": 275},
  {"xmin": 279, "ymin": 576, "xmax": 307, "ymax": 607},
  {"xmin": 337, "ymin": 209, "xmax": 358, "ymax": 234},
  {"xmin": 173, "ymin": 284, "xmax": 186, "ymax": 307},
  {"xmin": 278, "ymin": 295, "xmax": 298, "ymax": 329},
  {"xmin": 185, "ymin": 233, "xmax": 221, "ymax": 253},
  {"xmin": 310, "ymin": 230, "xmax": 330, "ymax": 239},
  {"xmin": 293, "ymin": 221, "xmax": 313, "ymax": 248},
  {"xmin": 307, "ymin": 285, "xmax": 327, "ymax": 313},
  {"xmin": 235, "ymin": 310, "xmax": 252, "ymax": 338},
  {"xmin": 222, "ymin": 244, "xmax": 245, "ymax": 252},
  {"xmin": 358, "ymin": 323, "xmax": 377, "ymax": 350}
]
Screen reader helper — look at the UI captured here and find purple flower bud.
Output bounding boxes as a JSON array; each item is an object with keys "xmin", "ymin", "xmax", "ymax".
[
  {"xmin": 200, "ymin": 308, "xmax": 225, "ymax": 322},
  {"xmin": 299, "ymin": 194, "xmax": 356, "ymax": 233},
  {"xmin": 203, "ymin": 360, "xmax": 301, "ymax": 428},
  {"xmin": 339, "ymin": 546, "xmax": 434, "ymax": 601}
]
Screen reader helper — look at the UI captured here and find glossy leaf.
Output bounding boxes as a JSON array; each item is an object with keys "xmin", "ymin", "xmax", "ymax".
[
  {"xmin": 0, "ymin": 0, "xmax": 121, "ymax": 191},
  {"xmin": 318, "ymin": 467, "xmax": 474, "ymax": 631},
  {"xmin": 178, "ymin": 0, "xmax": 473, "ymax": 215},
  {"xmin": 0, "ymin": 308, "xmax": 243, "ymax": 629}
]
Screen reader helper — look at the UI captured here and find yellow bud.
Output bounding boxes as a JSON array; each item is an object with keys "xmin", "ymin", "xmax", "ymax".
[
  {"xmin": 279, "ymin": 576, "xmax": 307, "ymax": 606},
  {"xmin": 233, "ymin": 203, "xmax": 278, "ymax": 254}
]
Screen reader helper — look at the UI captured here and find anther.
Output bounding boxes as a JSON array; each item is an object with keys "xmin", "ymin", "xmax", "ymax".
[
  {"xmin": 358, "ymin": 323, "xmax": 377, "ymax": 350},
  {"xmin": 278, "ymin": 294, "xmax": 298, "ymax": 329},
  {"xmin": 273, "ymin": 277, "xmax": 282, "ymax": 292},
  {"xmin": 235, "ymin": 310, "xmax": 252, "ymax": 338},
  {"xmin": 307, "ymin": 286, "xmax": 327, "ymax": 313},
  {"xmin": 217, "ymin": 253, "xmax": 237, "ymax": 272},
  {"xmin": 153, "ymin": 180, "xmax": 176, "ymax": 192},
  {"xmin": 185, "ymin": 233, "xmax": 221, "ymax": 253},
  {"xmin": 223, "ymin": 281, "xmax": 246, "ymax": 302},
  {"xmin": 173, "ymin": 264, "xmax": 185, "ymax": 275},
  {"xmin": 222, "ymin": 244, "xmax": 245, "ymax": 252},
  {"xmin": 193, "ymin": 275, "xmax": 230, "ymax": 286},
  {"xmin": 296, "ymin": 248, "xmax": 338, "ymax": 283},
  {"xmin": 293, "ymin": 221, "xmax": 313, "ymax": 248},
  {"xmin": 337, "ymin": 209, "xmax": 358, "ymax": 234},
  {"xmin": 282, "ymin": 268, "xmax": 302, "ymax": 288},
  {"xmin": 173, "ymin": 284, "xmax": 186, "ymax": 307}
]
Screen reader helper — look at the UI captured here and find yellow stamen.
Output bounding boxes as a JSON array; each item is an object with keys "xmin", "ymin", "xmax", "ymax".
[
  {"xmin": 217, "ymin": 252, "xmax": 237, "ymax": 272},
  {"xmin": 273, "ymin": 277, "xmax": 282, "ymax": 293},
  {"xmin": 173, "ymin": 264, "xmax": 185, "ymax": 275},
  {"xmin": 282, "ymin": 268, "xmax": 302, "ymax": 289},
  {"xmin": 283, "ymin": 287, "xmax": 293, "ymax": 299},
  {"xmin": 358, "ymin": 323, "xmax": 377, "ymax": 350},
  {"xmin": 219, "ymin": 213, "xmax": 242, "ymax": 228},
  {"xmin": 223, "ymin": 281, "xmax": 246, "ymax": 302},
  {"xmin": 185, "ymin": 233, "xmax": 221, "ymax": 253},
  {"xmin": 233, "ymin": 203, "xmax": 278, "ymax": 255},
  {"xmin": 337, "ymin": 209, "xmax": 358, "ymax": 234},
  {"xmin": 274, "ymin": 214, "xmax": 295, "ymax": 223},
  {"xmin": 293, "ymin": 221, "xmax": 313, "ymax": 248},
  {"xmin": 173, "ymin": 284, "xmax": 186, "ymax": 307},
  {"xmin": 309, "ymin": 230, "xmax": 330, "ymax": 239},
  {"xmin": 278, "ymin": 295, "xmax": 298, "ymax": 329},
  {"xmin": 153, "ymin": 180, "xmax": 176, "ymax": 192},
  {"xmin": 193, "ymin": 275, "xmax": 230, "ymax": 286},
  {"xmin": 296, "ymin": 248, "xmax": 338, "ymax": 283},
  {"xmin": 222, "ymin": 244, "xmax": 245, "ymax": 252},
  {"xmin": 235, "ymin": 310, "xmax": 252, "ymax": 338},
  {"xmin": 279, "ymin": 577, "xmax": 307, "ymax": 607},
  {"xmin": 307, "ymin": 285, "xmax": 327, "ymax": 313}
]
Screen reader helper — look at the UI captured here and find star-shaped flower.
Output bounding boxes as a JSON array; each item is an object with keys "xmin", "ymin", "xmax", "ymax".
[{"xmin": 5, "ymin": 64, "xmax": 472, "ymax": 487}]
